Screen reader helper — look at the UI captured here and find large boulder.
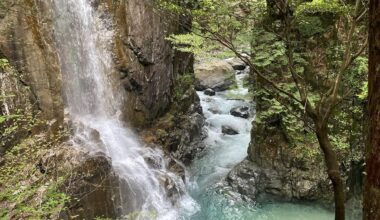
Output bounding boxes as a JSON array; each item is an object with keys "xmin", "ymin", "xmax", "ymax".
[
  {"xmin": 59, "ymin": 151, "xmax": 125, "ymax": 219},
  {"xmin": 143, "ymin": 93, "xmax": 206, "ymax": 166},
  {"xmin": 230, "ymin": 106, "xmax": 250, "ymax": 119},
  {"xmin": 195, "ymin": 60, "xmax": 235, "ymax": 91},
  {"xmin": 224, "ymin": 115, "xmax": 363, "ymax": 213},
  {"xmin": 204, "ymin": 88, "xmax": 216, "ymax": 96},
  {"xmin": 222, "ymin": 125, "xmax": 239, "ymax": 135},
  {"xmin": 241, "ymin": 120, "xmax": 334, "ymax": 204},
  {"xmin": 226, "ymin": 57, "xmax": 247, "ymax": 70},
  {"xmin": 223, "ymin": 158, "xmax": 330, "ymax": 203},
  {"xmin": 172, "ymin": 112, "xmax": 207, "ymax": 165}
]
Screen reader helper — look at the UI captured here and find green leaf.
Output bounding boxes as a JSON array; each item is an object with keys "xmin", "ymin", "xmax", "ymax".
[{"xmin": 0, "ymin": 116, "xmax": 6, "ymax": 123}]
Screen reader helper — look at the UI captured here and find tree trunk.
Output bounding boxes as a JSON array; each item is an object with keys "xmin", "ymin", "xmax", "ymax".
[
  {"xmin": 364, "ymin": 0, "xmax": 380, "ymax": 219},
  {"xmin": 315, "ymin": 123, "xmax": 345, "ymax": 220}
]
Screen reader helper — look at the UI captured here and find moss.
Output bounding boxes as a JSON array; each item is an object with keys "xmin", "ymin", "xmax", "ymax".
[
  {"xmin": 228, "ymin": 83, "xmax": 238, "ymax": 90},
  {"xmin": 171, "ymin": 73, "xmax": 195, "ymax": 113},
  {"xmin": 156, "ymin": 113, "xmax": 175, "ymax": 129}
]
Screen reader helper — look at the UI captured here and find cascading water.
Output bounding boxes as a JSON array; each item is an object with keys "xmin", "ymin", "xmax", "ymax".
[
  {"xmin": 185, "ymin": 63, "xmax": 336, "ymax": 219},
  {"xmin": 52, "ymin": 0, "xmax": 198, "ymax": 219}
]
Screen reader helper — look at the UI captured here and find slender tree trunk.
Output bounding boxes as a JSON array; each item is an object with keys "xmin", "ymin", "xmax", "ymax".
[
  {"xmin": 364, "ymin": 0, "xmax": 380, "ymax": 219},
  {"xmin": 315, "ymin": 122, "xmax": 345, "ymax": 220}
]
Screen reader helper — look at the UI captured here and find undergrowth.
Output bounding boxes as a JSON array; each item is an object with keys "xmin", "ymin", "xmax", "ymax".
[{"xmin": 0, "ymin": 128, "xmax": 70, "ymax": 220}]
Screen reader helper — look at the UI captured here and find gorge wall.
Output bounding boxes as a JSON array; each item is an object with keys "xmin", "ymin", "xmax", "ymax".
[
  {"xmin": 225, "ymin": 72, "xmax": 364, "ymax": 219},
  {"xmin": 0, "ymin": 0, "xmax": 194, "ymax": 129},
  {"xmin": 0, "ymin": 0, "xmax": 200, "ymax": 219}
]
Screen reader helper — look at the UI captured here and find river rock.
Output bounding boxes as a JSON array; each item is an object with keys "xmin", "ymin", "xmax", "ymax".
[
  {"xmin": 173, "ymin": 112, "xmax": 206, "ymax": 165},
  {"xmin": 41, "ymin": 146, "xmax": 126, "ymax": 220},
  {"xmin": 233, "ymin": 65, "xmax": 246, "ymax": 71},
  {"xmin": 195, "ymin": 79, "xmax": 207, "ymax": 91},
  {"xmin": 162, "ymin": 174, "xmax": 185, "ymax": 205},
  {"xmin": 195, "ymin": 60, "xmax": 235, "ymax": 92},
  {"xmin": 230, "ymin": 106, "xmax": 250, "ymax": 119},
  {"xmin": 226, "ymin": 57, "xmax": 247, "ymax": 70},
  {"xmin": 208, "ymin": 107, "xmax": 222, "ymax": 114},
  {"xmin": 222, "ymin": 125, "xmax": 239, "ymax": 135},
  {"xmin": 168, "ymin": 158, "xmax": 186, "ymax": 181},
  {"xmin": 225, "ymin": 157, "xmax": 331, "ymax": 203},
  {"xmin": 204, "ymin": 88, "xmax": 216, "ymax": 96}
]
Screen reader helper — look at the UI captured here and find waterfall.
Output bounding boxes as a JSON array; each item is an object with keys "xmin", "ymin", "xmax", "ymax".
[{"xmin": 51, "ymin": 0, "xmax": 198, "ymax": 219}]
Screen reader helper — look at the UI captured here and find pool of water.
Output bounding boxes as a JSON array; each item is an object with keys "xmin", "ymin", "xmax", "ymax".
[{"xmin": 189, "ymin": 191, "xmax": 334, "ymax": 220}]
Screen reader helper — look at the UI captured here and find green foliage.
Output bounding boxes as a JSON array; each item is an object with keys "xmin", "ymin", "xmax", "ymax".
[
  {"xmin": 95, "ymin": 217, "xmax": 113, "ymax": 220},
  {"xmin": 255, "ymin": 87, "xmax": 320, "ymax": 159},
  {"xmin": 156, "ymin": 0, "xmax": 265, "ymax": 56},
  {"xmin": 0, "ymin": 128, "xmax": 70, "ymax": 219},
  {"xmin": 0, "ymin": 111, "xmax": 38, "ymax": 148},
  {"xmin": 333, "ymin": 53, "xmax": 368, "ymax": 102},
  {"xmin": 155, "ymin": 0, "xmax": 184, "ymax": 13},
  {"xmin": 358, "ymin": 82, "xmax": 368, "ymax": 100},
  {"xmin": 173, "ymin": 73, "xmax": 194, "ymax": 101},
  {"xmin": 0, "ymin": 58, "xmax": 12, "ymax": 125},
  {"xmin": 123, "ymin": 210, "xmax": 158, "ymax": 220},
  {"xmin": 212, "ymin": 50, "xmax": 236, "ymax": 60},
  {"xmin": 0, "ymin": 58, "xmax": 9, "ymax": 69},
  {"xmin": 329, "ymin": 134, "xmax": 349, "ymax": 150},
  {"xmin": 166, "ymin": 33, "xmax": 205, "ymax": 55},
  {"xmin": 158, "ymin": 0, "xmax": 367, "ymax": 166},
  {"xmin": 296, "ymin": 16, "xmax": 326, "ymax": 37},
  {"xmin": 296, "ymin": 0, "xmax": 347, "ymax": 16},
  {"xmin": 353, "ymin": 56, "xmax": 369, "ymax": 76},
  {"xmin": 0, "ymin": 58, "xmax": 37, "ymax": 149},
  {"xmin": 0, "ymin": 116, "xmax": 5, "ymax": 124},
  {"xmin": 343, "ymin": 56, "xmax": 368, "ymax": 88},
  {"xmin": 251, "ymin": 29, "xmax": 286, "ymax": 68},
  {"xmin": 0, "ymin": 178, "xmax": 70, "ymax": 220}
]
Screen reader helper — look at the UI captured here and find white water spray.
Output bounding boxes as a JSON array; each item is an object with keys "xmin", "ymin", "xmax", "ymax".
[{"xmin": 52, "ymin": 0, "xmax": 198, "ymax": 219}]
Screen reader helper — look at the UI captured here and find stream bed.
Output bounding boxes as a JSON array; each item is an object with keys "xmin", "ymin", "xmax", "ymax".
[{"xmin": 183, "ymin": 66, "xmax": 335, "ymax": 220}]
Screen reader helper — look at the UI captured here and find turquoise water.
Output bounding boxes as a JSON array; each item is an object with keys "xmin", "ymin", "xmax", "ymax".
[
  {"xmin": 184, "ymin": 67, "xmax": 336, "ymax": 220},
  {"xmin": 189, "ymin": 191, "xmax": 334, "ymax": 220}
]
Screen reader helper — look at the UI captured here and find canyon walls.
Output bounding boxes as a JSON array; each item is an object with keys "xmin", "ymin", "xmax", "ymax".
[{"xmin": 0, "ymin": 0, "xmax": 198, "ymax": 219}]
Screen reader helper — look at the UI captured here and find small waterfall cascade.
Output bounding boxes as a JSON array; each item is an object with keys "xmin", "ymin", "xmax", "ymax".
[
  {"xmin": 52, "ymin": 0, "xmax": 198, "ymax": 219},
  {"xmin": 186, "ymin": 63, "xmax": 335, "ymax": 219}
]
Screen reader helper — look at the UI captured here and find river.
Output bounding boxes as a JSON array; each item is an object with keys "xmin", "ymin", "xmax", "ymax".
[{"xmin": 184, "ymin": 66, "xmax": 335, "ymax": 220}]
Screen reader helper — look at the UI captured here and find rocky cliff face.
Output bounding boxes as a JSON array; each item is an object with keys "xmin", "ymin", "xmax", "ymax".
[
  {"xmin": 106, "ymin": 0, "xmax": 205, "ymax": 164},
  {"xmin": 107, "ymin": 0, "xmax": 195, "ymax": 127},
  {"xmin": 0, "ymin": 0, "xmax": 63, "ymax": 128},
  {"xmin": 226, "ymin": 122, "xmax": 333, "ymax": 203},
  {"xmin": 226, "ymin": 103, "xmax": 363, "ymax": 213},
  {"xmin": 0, "ymin": 0, "xmax": 200, "ymax": 218},
  {"xmin": 219, "ymin": 70, "xmax": 364, "ymax": 212},
  {"xmin": 1, "ymin": 0, "xmax": 194, "ymax": 129}
]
